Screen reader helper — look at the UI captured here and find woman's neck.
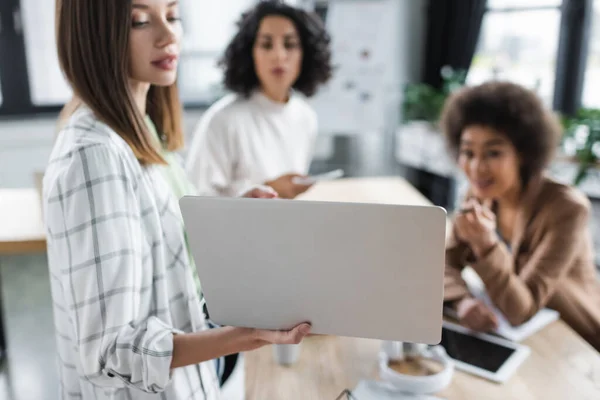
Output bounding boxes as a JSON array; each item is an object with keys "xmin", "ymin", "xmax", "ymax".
[
  {"xmin": 261, "ymin": 86, "xmax": 290, "ymax": 104},
  {"xmin": 497, "ymin": 181, "xmax": 523, "ymax": 211},
  {"xmin": 130, "ymin": 80, "xmax": 151, "ymax": 116}
]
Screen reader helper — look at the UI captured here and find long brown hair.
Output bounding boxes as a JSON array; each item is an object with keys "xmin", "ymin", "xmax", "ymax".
[{"xmin": 56, "ymin": 0, "xmax": 184, "ymax": 164}]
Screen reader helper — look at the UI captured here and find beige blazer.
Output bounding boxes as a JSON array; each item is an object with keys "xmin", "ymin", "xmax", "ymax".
[{"xmin": 445, "ymin": 176, "xmax": 600, "ymax": 352}]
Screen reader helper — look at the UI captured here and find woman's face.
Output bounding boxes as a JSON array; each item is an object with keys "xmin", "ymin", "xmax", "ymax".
[
  {"xmin": 129, "ymin": 0, "xmax": 182, "ymax": 87},
  {"xmin": 458, "ymin": 125, "xmax": 521, "ymax": 201},
  {"xmin": 252, "ymin": 15, "xmax": 303, "ymax": 100}
]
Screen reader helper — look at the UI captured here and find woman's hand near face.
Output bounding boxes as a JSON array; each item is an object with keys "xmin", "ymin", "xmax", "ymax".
[{"xmin": 454, "ymin": 199, "xmax": 498, "ymax": 258}]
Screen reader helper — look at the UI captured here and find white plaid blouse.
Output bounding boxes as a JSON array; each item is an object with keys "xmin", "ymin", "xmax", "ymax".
[{"xmin": 43, "ymin": 107, "xmax": 221, "ymax": 400}]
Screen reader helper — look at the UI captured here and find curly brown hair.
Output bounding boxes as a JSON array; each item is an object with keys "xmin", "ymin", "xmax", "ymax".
[
  {"xmin": 219, "ymin": 0, "xmax": 332, "ymax": 98},
  {"xmin": 440, "ymin": 81, "xmax": 562, "ymax": 183}
]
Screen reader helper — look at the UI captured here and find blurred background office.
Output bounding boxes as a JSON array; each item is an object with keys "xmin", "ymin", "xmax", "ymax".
[{"xmin": 0, "ymin": 0, "xmax": 599, "ymax": 399}]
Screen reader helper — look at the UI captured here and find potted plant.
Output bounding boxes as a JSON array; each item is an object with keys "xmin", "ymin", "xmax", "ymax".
[
  {"xmin": 396, "ymin": 66, "xmax": 467, "ymax": 176},
  {"xmin": 561, "ymin": 108, "xmax": 600, "ymax": 185},
  {"xmin": 402, "ymin": 66, "xmax": 467, "ymax": 129}
]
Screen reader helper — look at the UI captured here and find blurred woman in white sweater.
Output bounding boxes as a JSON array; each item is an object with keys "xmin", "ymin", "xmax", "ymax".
[{"xmin": 186, "ymin": 0, "xmax": 333, "ymax": 199}]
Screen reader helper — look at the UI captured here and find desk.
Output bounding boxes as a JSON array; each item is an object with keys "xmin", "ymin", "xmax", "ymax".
[
  {"xmin": 0, "ymin": 189, "xmax": 46, "ymax": 255},
  {"xmin": 296, "ymin": 176, "xmax": 452, "ymax": 239},
  {"xmin": 244, "ymin": 177, "xmax": 600, "ymax": 400},
  {"xmin": 0, "ymin": 177, "xmax": 435, "ymax": 255},
  {"xmin": 0, "ymin": 189, "xmax": 46, "ymax": 360}
]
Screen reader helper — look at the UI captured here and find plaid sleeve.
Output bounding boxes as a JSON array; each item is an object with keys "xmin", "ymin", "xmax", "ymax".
[{"xmin": 46, "ymin": 143, "xmax": 176, "ymax": 393}]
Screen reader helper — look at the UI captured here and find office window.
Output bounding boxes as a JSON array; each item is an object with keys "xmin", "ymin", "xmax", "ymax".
[
  {"xmin": 178, "ymin": 0, "xmax": 255, "ymax": 104},
  {"xmin": 0, "ymin": 0, "xmax": 310, "ymax": 114},
  {"xmin": 20, "ymin": 0, "xmax": 260, "ymax": 107},
  {"xmin": 16, "ymin": 0, "xmax": 258, "ymax": 107},
  {"xmin": 468, "ymin": 1, "xmax": 562, "ymax": 105},
  {"xmin": 21, "ymin": 0, "xmax": 71, "ymax": 105},
  {"xmin": 488, "ymin": 0, "xmax": 561, "ymax": 6},
  {"xmin": 583, "ymin": 0, "xmax": 600, "ymax": 108}
]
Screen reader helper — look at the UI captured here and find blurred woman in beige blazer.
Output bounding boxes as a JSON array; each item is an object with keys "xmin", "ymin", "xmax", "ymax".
[{"xmin": 442, "ymin": 82, "xmax": 600, "ymax": 352}]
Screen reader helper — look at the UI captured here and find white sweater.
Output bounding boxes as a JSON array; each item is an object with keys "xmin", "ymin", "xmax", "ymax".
[{"xmin": 185, "ymin": 91, "xmax": 318, "ymax": 197}]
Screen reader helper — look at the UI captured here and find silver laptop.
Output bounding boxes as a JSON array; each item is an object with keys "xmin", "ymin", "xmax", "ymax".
[{"xmin": 179, "ymin": 197, "xmax": 447, "ymax": 344}]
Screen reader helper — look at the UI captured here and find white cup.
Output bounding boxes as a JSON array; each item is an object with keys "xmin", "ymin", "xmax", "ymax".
[
  {"xmin": 382, "ymin": 340, "xmax": 403, "ymax": 361},
  {"xmin": 382, "ymin": 341, "xmax": 427, "ymax": 361},
  {"xmin": 273, "ymin": 343, "xmax": 301, "ymax": 366},
  {"xmin": 404, "ymin": 342, "xmax": 427, "ymax": 360}
]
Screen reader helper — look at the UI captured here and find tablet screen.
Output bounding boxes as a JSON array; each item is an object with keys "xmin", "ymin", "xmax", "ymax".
[{"xmin": 440, "ymin": 326, "xmax": 516, "ymax": 373}]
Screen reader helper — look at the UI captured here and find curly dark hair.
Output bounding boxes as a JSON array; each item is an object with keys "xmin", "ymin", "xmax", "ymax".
[
  {"xmin": 219, "ymin": 0, "xmax": 333, "ymax": 97},
  {"xmin": 440, "ymin": 81, "xmax": 562, "ymax": 183}
]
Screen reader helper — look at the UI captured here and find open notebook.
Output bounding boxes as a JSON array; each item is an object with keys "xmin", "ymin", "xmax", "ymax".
[{"xmin": 448, "ymin": 268, "xmax": 560, "ymax": 342}]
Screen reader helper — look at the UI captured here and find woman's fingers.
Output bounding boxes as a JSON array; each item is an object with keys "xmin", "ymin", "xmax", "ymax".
[
  {"xmin": 481, "ymin": 206, "xmax": 496, "ymax": 221},
  {"xmin": 460, "ymin": 300, "xmax": 498, "ymax": 332},
  {"xmin": 483, "ymin": 306, "xmax": 499, "ymax": 330},
  {"xmin": 244, "ymin": 185, "xmax": 278, "ymax": 198},
  {"xmin": 255, "ymin": 323, "xmax": 312, "ymax": 345},
  {"xmin": 474, "ymin": 304, "xmax": 498, "ymax": 332}
]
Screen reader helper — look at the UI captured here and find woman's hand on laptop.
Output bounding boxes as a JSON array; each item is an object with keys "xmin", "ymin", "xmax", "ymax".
[
  {"xmin": 457, "ymin": 297, "xmax": 498, "ymax": 332},
  {"xmin": 237, "ymin": 322, "xmax": 312, "ymax": 352},
  {"xmin": 240, "ymin": 185, "xmax": 279, "ymax": 199},
  {"xmin": 170, "ymin": 322, "xmax": 311, "ymax": 369},
  {"xmin": 265, "ymin": 173, "xmax": 312, "ymax": 199}
]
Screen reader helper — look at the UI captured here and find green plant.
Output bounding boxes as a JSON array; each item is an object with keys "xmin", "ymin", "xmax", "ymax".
[
  {"xmin": 561, "ymin": 108, "xmax": 600, "ymax": 185},
  {"xmin": 402, "ymin": 66, "xmax": 467, "ymax": 127}
]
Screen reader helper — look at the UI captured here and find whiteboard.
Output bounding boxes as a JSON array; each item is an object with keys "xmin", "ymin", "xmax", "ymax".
[{"xmin": 309, "ymin": 0, "xmax": 402, "ymax": 135}]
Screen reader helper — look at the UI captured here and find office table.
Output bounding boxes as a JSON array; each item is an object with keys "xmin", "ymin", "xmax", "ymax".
[
  {"xmin": 1, "ymin": 179, "xmax": 599, "ymax": 399},
  {"xmin": 0, "ymin": 189, "xmax": 46, "ymax": 361},
  {"xmin": 244, "ymin": 177, "xmax": 600, "ymax": 400},
  {"xmin": 0, "ymin": 189, "xmax": 46, "ymax": 255}
]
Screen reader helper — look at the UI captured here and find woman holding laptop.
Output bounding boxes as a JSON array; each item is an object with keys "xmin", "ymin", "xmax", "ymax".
[
  {"xmin": 45, "ymin": 1, "xmax": 311, "ymax": 399},
  {"xmin": 185, "ymin": 0, "xmax": 333, "ymax": 199},
  {"xmin": 442, "ymin": 82, "xmax": 600, "ymax": 351},
  {"xmin": 56, "ymin": 96, "xmax": 278, "ymax": 391}
]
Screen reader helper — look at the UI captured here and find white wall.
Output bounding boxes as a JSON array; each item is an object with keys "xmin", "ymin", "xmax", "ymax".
[
  {"xmin": 309, "ymin": 0, "xmax": 428, "ymax": 135},
  {"xmin": 0, "ymin": 118, "xmax": 55, "ymax": 189},
  {"xmin": 393, "ymin": 0, "xmax": 428, "ymax": 127},
  {"xmin": 0, "ymin": 112, "xmax": 200, "ymax": 189},
  {"xmin": 393, "ymin": 0, "xmax": 429, "ymax": 127}
]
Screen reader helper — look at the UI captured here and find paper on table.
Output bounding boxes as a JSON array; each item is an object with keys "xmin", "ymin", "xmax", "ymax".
[
  {"xmin": 461, "ymin": 267, "xmax": 559, "ymax": 342},
  {"xmin": 351, "ymin": 380, "xmax": 443, "ymax": 400}
]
